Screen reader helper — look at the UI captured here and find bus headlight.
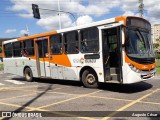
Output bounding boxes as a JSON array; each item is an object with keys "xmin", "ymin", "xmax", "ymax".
[{"xmin": 128, "ymin": 63, "xmax": 141, "ymax": 73}]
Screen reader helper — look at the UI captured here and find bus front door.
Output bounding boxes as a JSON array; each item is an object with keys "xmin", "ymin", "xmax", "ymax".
[
  {"xmin": 36, "ymin": 39, "xmax": 50, "ymax": 77},
  {"xmin": 102, "ymin": 26, "xmax": 122, "ymax": 82}
]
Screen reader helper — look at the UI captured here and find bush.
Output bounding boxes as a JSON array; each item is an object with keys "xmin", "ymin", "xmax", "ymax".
[
  {"xmin": 0, "ymin": 64, "xmax": 3, "ymax": 71},
  {"xmin": 155, "ymin": 54, "xmax": 160, "ymax": 59}
]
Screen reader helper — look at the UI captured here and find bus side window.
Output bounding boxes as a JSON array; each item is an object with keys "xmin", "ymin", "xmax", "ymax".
[
  {"xmin": 64, "ymin": 31, "xmax": 79, "ymax": 54},
  {"xmin": 50, "ymin": 34, "xmax": 62, "ymax": 54},
  {"xmin": 4, "ymin": 43, "xmax": 12, "ymax": 58},
  {"xmin": 80, "ymin": 27, "xmax": 99, "ymax": 53},
  {"xmin": 13, "ymin": 41, "xmax": 22, "ymax": 57},
  {"xmin": 23, "ymin": 39, "xmax": 34, "ymax": 56},
  {"xmin": 81, "ymin": 39, "xmax": 88, "ymax": 52}
]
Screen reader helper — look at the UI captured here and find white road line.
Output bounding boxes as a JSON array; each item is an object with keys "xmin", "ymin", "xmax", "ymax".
[
  {"xmin": 5, "ymin": 80, "xmax": 24, "ymax": 85},
  {"xmin": 7, "ymin": 75, "xmax": 17, "ymax": 77},
  {"xmin": 0, "ymin": 83, "xmax": 5, "ymax": 85}
]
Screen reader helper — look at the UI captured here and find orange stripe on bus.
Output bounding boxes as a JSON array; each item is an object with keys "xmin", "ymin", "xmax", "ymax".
[
  {"xmin": 2, "ymin": 41, "xmax": 4, "ymax": 58},
  {"xmin": 27, "ymin": 54, "xmax": 71, "ymax": 67},
  {"xmin": 115, "ymin": 16, "xmax": 127, "ymax": 25},
  {"xmin": 49, "ymin": 54, "xmax": 71, "ymax": 67},
  {"xmin": 17, "ymin": 31, "xmax": 57, "ymax": 41}
]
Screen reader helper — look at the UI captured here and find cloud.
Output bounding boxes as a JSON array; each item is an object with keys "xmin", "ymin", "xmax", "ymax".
[
  {"xmin": 18, "ymin": 13, "xmax": 33, "ymax": 18},
  {"xmin": 37, "ymin": 14, "xmax": 72, "ymax": 30},
  {"xmin": 5, "ymin": 29, "xmax": 17, "ymax": 33},
  {"xmin": 20, "ymin": 29, "xmax": 29, "ymax": 36},
  {"xmin": 8, "ymin": 0, "xmax": 160, "ymax": 30},
  {"xmin": 76, "ymin": 15, "xmax": 93, "ymax": 25}
]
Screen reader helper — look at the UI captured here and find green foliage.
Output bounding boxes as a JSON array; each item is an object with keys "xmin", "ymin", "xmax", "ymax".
[
  {"xmin": 153, "ymin": 43, "xmax": 159, "ymax": 49},
  {"xmin": 155, "ymin": 54, "xmax": 160, "ymax": 59},
  {"xmin": 0, "ymin": 63, "xmax": 3, "ymax": 71},
  {"xmin": 0, "ymin": 47, "xmax": 2, "ymax": 53},
  {"xmin": 156, "ymin": 60, "xmax": 160, "ymax": 75},
  {"xmin": 154, "ymin": 37, "xmax": 160, "ymax": 50}
]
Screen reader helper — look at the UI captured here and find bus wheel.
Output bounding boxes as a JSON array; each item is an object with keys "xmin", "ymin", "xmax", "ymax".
[
  {"xmin": 82, "ymin": 69, "xmax": 98, "ymax": 88},
  {"xmin": 24, "ymin": 68, "xmax": 33, "ymax": 82}
]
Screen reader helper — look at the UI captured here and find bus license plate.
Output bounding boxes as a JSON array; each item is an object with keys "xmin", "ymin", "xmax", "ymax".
[{"xmin": 147, "ymin": 73, "xmax": 151, "ymax": 77}]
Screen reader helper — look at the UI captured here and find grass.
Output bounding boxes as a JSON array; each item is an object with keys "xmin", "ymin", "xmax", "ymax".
[
  {"xmin": 156, "ymin": 59, "xmax": 160, "ymax": 75},
  {"xmin": 0, "ymin": 63, "xmax": 3, "ymax": 71}
]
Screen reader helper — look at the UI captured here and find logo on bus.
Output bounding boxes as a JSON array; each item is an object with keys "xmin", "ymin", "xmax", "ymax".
[
  {"xmin": 80, "ymin": 58, "xmax": 84, "ymax": 64},
  {"xmin": 73, "ymin": 58, "xmax": 84, "ymax": 64},
  {"xmin": 85, "ymin": 59, "xmax": 96, "ymax": 63},
  {"xmin": 73, "ymin": 58, "xmax": 96, "ymax": 64}
]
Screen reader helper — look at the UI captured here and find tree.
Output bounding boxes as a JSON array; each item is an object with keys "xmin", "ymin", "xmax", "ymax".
[
  {"xmin": 156, "ymin": 37, "xmax": 160, "ymax": 44},
  {"xmin": 153, "ymin": 43, "xmax": 159, "ymax": 49},
  {"xmin": 0, "ymin": 47, "xmax": 2, "ymax": 53},
  {"xmin": 153, "ymin": 37, "xmax": 160, "ymax": 49}
]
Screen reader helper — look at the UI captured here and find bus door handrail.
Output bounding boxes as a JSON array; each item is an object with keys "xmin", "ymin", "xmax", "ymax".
[{"xmin": 105, "ymin": 56, "xmax": 110, "ymax": 65}]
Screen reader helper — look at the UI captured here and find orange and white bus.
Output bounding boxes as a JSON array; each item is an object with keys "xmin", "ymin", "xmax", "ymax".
[{"xmin": 2, "ymin": 16, "xmax": 156, "ymax": 88}]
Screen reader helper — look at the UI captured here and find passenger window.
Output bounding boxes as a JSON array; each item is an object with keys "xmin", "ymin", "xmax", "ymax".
[
  {"xmin": 13, "ymin": 42, "xmax": 22, "ymax": 57},
  {"xmin": 64, "ymin": 31, "xmax": 79, "ymax": 54},
  {"xmin": 23, "ymin": 39, "xmax": 34, "ymax": 56},
  {"xmin": 80, "ymin": 27, "xmax": 99, "ymax": 53},
  {"xmin": 50, "ymin": 34, "xmax": 62, "ymax": 54},
  {"xmin": 4, "ymin": 43, "xmax": 12, "ymax": 58}
]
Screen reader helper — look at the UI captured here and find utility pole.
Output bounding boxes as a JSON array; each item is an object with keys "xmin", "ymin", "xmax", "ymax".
[
  {"xmin": 139, "ymin": 0, "xmax": 144, "ymax": 17},
  {"xmin": 57, "ymin": 0, "xmax": 62, "ymax": 29},
  {"xmin": 26, "ymin": 25, "xmax": 29, "ymax": 35}
]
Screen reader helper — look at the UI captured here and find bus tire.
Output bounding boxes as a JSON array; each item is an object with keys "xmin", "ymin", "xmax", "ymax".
[
  {"xmin": 24, "ymin": 67, "xmax": 33, "ymax": 82},
  {"xmin": 82, "ymin": 69, "xmax": 98, "ymax": 88}
]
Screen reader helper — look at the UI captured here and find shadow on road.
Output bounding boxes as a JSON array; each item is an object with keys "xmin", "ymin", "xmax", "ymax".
[
  {"xmin": 2, "ymin": 84, "xmax": 52, "ymax": 120},
  {"xmin": 12, "ymin": 76, "xmax": 152, "ymax": 94},
  {"xmin": 99, "ymin": 82, "xmax": 153, "ymax": 93}
]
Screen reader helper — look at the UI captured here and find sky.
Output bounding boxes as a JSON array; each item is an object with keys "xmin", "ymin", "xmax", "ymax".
[{"xmin": 0, "ymin": 0, "xmax": 160, "ymax": 38}]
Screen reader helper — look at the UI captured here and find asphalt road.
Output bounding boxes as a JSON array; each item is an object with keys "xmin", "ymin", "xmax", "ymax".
[{"xmin": 0, "ymin": 71, "xmax": 160, "ymax": 120}]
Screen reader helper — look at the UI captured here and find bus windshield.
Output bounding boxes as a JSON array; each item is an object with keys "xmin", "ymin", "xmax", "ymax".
[{"xmin": 126, "ymin": 28, "xmax": 154, "ymax": 58}]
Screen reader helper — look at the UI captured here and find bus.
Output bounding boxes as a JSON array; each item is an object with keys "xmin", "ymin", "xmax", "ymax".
[{"xmin": 2, "ymin": 16, "xmax": 156, "ymax": 88}]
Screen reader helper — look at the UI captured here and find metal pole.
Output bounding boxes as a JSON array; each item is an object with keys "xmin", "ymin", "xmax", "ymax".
[
  {"xmin": 58, "ymin": 0, "xmax": 62, "ymax": 29},
  {"xmin": 139, "ymin": 0, "xmax": 144, "ymax": 17},
  {"xmin": 39, "ymin": 8, "xmax": 77, "ymax": 26}
]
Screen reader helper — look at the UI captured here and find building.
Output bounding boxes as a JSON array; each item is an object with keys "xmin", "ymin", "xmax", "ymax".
[{"xmin": 152, "ymin": 24, "xmax": 160, "ymax": 43}]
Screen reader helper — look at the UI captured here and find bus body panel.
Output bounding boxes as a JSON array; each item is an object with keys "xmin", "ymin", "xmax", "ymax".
[
  {"xmin": 2, "ymin": 16, "xmax": 156, "ymax": 86},
  {"xmin": 4, "ymin": 58, "xmax": 38, "ymax": 77}
]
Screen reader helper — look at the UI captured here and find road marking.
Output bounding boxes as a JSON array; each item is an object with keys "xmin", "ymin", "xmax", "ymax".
[
  {"xmin": 101, "ymin": 89, "xmax": 160, "ymax": 120},
  {"xmin": 0, "ymin": 85, "xmax": 38, "ymax": 91},
  {"xmin": 28, "ymin": 108, "xmax": 98, "ymax": 120},
  {"xmin": 0, "ymin": 101, "xmax": 35, "ymax": 109},
  {"xmin": 35, "ymin": 90, "xmax": 102, "ymax": 109},
  {"xmin": 7, "ymin": 75, "xmax": 18, "ymax": 77},
  {"xmin": 5, "ymin": 80, "xmax": 25, "ymax": 85},
  {"xmin": 139, "ymin": 101, "xmax": 160, "ymax": 105},
  {"xmin": 0, "ymin": 101, "xmax": 98, "ymax": 120},
  {"xmin": 15, "ymin": 87, "xmax": 79, "ymax": 96},
  {"xmin": 89, "ymin": 95, "xmax": 133, "ymax": 102},
  {"xmin": 89, "ymin": 95, "xmax": 160, "ymax": 105},
  {"xmin": 0, "ymin": 83, "xmax": 5, "ymax": 85},
  {"xmin": 0, "ymin": 93, "xmax": 37, "ymax": 101}
]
